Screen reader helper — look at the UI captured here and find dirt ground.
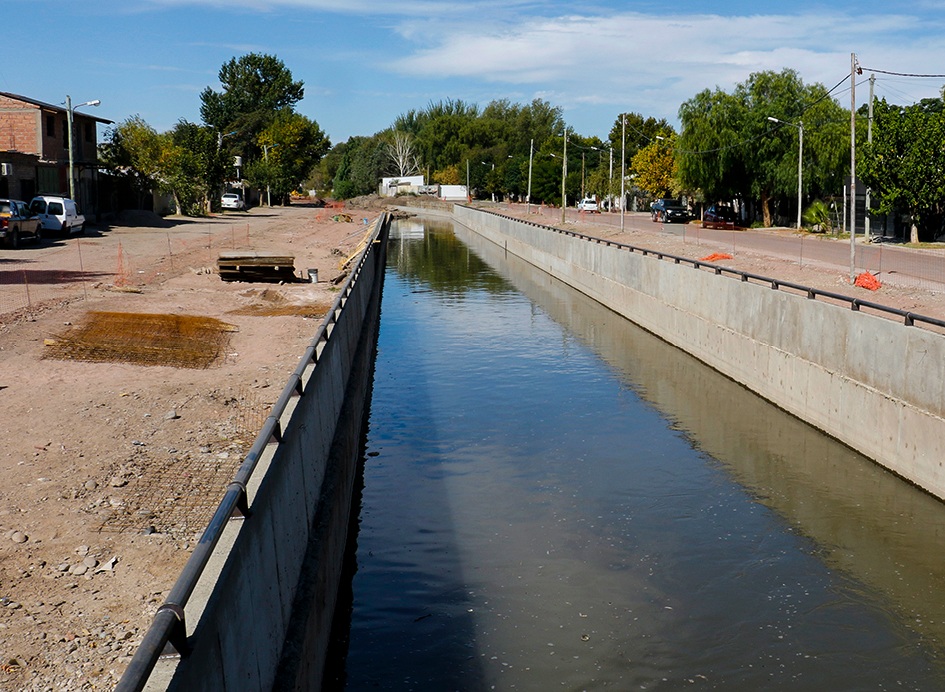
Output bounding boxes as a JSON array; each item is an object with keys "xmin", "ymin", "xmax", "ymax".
[
  {"xmin": 1, "ymin": 198, "xmax": 944, "ymax": 691},
  {"xmin": 0, "ymin": 200, "xmax": 384, "ymax": 690}
]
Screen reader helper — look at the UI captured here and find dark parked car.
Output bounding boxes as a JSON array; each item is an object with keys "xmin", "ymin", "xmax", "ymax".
[
  {"xmin": 702, "ymin": 204, "xmax": 738, "ymax": 229},
  {"xmin": 0, "ymin": 199, "xmax": 42, "ymax": 248},
  {"xmin": 650, "ymin": 198, "xmax": 689, "ymax": 223}
]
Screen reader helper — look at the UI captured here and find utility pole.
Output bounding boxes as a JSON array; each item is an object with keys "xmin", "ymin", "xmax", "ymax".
[
  {"xmin": 526, "ymin": 139, "xmax": 534, "ymax": 215},
  {"xmin": 849, "ymin": 52, "xmax": 858, "ymax": 283},
  {"xmin": 561, "ymin": 128, "xmax": 568, "ymax": 225},
  {"xmin": 866, "ymin": 73, "xmax": 875, "ymax": 240},
  {"xmin": 608, "ymin": 147, "xmax": 613, "ymax": 213},
  {"xmin": 620, "ymin": 115, "xmax": 626, "ymax": 231}
]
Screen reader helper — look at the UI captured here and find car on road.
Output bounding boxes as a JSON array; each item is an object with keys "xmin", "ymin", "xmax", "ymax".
[
  {"xmin": 221, "ymin": 193, "xmax": 246, "ymax": 211},
  {"xmin": 650, "ymin": 199, "xmax": 690, "ymax": 223},
  {"xmin": 29, "ymin": 195, "xmax": 84, "ymax": 236},
  {"xmin": 702, "ymin": 204, "xmax": 738, "ymax": 229},
  {"xmin": 0, "ymin": 199, "xmax": 42, "ymax": 248},
  {"xmin": 577, "ymin": 197, "xmax": 599, "ymax": 213}
]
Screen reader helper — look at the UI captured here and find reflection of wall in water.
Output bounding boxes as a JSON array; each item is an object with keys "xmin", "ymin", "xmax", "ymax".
[{"xmin": 453, "ymin": 219, "xmax": 945, "ymax": 654}]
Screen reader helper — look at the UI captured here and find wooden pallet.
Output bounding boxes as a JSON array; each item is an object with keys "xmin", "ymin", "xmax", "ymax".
[{"xmin": 217, "ymin": 252, "xmax": 297, "ymax": 283}]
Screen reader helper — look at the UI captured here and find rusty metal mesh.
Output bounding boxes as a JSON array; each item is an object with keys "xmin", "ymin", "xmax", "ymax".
[
  {"xmin": 98, "ymin": 387, "xmax": 272, "ymax": 536},
  {"xmin": 43, "ymin": 311, "xmax": 238, "ymax": 368}
]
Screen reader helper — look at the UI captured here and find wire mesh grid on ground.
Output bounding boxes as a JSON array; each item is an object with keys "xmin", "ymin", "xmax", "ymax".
[
  {"xmin": 99, "ymin": 386, "xmax": 272, "ymax": 536},
  {"xmin": 43, "ymin": 311, "xmax": 238, "ymax": 368}
]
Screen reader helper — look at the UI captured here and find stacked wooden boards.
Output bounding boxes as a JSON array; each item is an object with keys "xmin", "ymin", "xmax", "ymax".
[{"xmin": 217, "ymin": 252, "xmax": 297, "ymax": 282}]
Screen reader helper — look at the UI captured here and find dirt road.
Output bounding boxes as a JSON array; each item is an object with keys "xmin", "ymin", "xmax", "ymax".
[{"xmin": 0, "ymin": 202, "xmax": 379, "ymax": 690}]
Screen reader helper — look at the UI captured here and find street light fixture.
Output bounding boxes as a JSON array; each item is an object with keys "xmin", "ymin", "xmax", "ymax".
[
  {"xmin": 263, "ymin": 143, "xmax": 279, "ymax": 207},
  {"xmin": 66, "ymin": 95, "xmax": 100, "ymax": 202},
  {"xmin": 620, "ymin": 115, "xmax": 626, "ymax": 231},
  {"xmin": 481, "ymin": 161, "xmax": 495, "ymax": 202},
  {"xmin": 767, "ymin": 116, "xmax": 804, "ymax": 230},
  {"xmin": 561, "ymin": 128, "xmax": 568, "ymax": 224},
  {"xmin": 526, "ymin": 139, "xmax": 534, "ymax": 214}
]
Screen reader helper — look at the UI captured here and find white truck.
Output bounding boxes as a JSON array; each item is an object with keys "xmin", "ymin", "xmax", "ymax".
[{"xmin": 29, "ymin": 195, "xmax": 85, "ymax": 236}]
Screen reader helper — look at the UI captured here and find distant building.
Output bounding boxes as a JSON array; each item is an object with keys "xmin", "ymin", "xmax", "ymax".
[
  {"xmin": 438, "ymin": 185, "xmax": 468, "ymax": 201},
  {"xmin": 0, "ymin": 92, "xmax": 112, "ymax": 218},
  {"xmin": 379, "ymin": 175, "xmax": 425, "ymax": 197}
]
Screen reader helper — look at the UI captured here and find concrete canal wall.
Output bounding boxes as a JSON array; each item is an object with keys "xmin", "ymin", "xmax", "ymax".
[
  {"xmin": 137, "ymin": 215, "xmax": 389, "ymax": 691},
  {"xmin": 453, "ymin": 206, "xmax": 945, "ymax": 501}
]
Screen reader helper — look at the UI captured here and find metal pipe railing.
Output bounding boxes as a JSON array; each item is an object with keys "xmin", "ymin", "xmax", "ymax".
[
  {"xmin": 117, "ymin": 213, "xmax": 389, "ymax": 692},
  {"xmin": 478, "ymin": 207, "xmax": 945, "ymax": 332}
]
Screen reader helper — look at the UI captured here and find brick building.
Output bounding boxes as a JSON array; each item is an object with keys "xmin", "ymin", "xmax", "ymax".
[{"xmin": 0, "ymin": 92, "xmax": 112, "ymax": 219}]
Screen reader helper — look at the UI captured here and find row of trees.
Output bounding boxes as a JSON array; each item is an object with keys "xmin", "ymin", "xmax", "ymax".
[
  {"xmin": 100, "ymin": 53, "xmax": 945, "ymax": 240},
  {"xmin": 101, "ymin": 53, "xmax": 329, "ymax": 214}
]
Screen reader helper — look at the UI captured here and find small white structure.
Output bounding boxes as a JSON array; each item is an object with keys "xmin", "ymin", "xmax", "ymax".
[
  {"xmin": 438, "ymin": 185, "xmax": 468, "ymax": 201},
  {"xmin": 379, "ymin": 175, "xmax": 425, "ymax": 197}
]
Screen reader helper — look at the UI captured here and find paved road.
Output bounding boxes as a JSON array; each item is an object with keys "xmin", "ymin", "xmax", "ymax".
[{"xmin": 507, "ymin": 204, "xmax": 945, "ymax": 292}]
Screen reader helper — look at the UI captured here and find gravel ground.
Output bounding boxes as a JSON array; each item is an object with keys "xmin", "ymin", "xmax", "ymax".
[{"xmin": 0, "ymin": 201, "xmax": 378, "ymax": 690}]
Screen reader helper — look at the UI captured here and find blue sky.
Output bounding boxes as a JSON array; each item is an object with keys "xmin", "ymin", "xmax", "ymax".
[{"xmin": 5, "ymin": 0, "xmax": 945, "ymax": 146}]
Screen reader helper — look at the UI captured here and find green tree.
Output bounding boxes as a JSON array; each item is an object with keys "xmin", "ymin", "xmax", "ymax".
[
  {"xmin": 245, "ymin": 111, "xmax": 330, "ymax": 204},
  {"xmin": 199, "ymin": 53, "xmax": 305, "ymax": 171},
  {"xmin": 100, "ymin": 116, "xmax": 165, "ymax": 209},
  {"xmin": 333, "ymin": 135, "xmax": 388, "ymax": 199},
  {"xmin": 609, "ymin": 113, "xmax": 674, "ymax": 164},
  {"xmin": 679, "ymin": 69, "xmax": 848, "ymax": 227},
  {"xmin": 631, "ymin": 134, "xmax": 678, "ymax": 198},
  {"xmin": 861, "ymin": 99, "xmax": 945, "ymax": 242}
]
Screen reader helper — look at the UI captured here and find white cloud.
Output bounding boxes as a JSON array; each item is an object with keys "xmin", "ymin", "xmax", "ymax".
[{"xmin": 380, "ymin": 9, "xmax": 945, "ymax": 125}]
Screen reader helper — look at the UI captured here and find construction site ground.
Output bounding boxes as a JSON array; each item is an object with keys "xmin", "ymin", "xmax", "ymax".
[
  {"xmin": 1, "ymin": 197, "xmax": 945, "ymax": 690},
  {"xmin": 0, "ymin": 200, "xmax": 383, "ymax": 690}
]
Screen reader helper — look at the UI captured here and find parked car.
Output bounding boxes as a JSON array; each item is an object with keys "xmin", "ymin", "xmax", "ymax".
[
  {"xmin": 577, "ymin": 197, "xmax": 599, "ymax": 212},
  {"xmin": 0, "ymin": 199, "xmax": 42, "ymax": 248},
  {"xmin": 29, "ymin": 195, "xmax": 85, "ymax": 236},
  {"xmin": 701, "ymin": 204, "xmax": 738, "ymax": 229},
  {"xmin": 221, "ymin": 193, "xmax": 246, "ymax": 211},
  {"xmin": 650, "ymin": 199, "xmax": 690, "ymax": 223}
]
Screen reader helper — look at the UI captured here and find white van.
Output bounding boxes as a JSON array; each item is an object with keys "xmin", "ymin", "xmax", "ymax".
[{"xmin": 29, "ymin": 196, "xmax": 85, "ymax": 236}]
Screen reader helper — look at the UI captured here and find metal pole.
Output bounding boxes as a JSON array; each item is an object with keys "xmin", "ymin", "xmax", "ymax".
[
  {"xmin": 526, "ymin": 139, "xmax": 533, "ymax": 214},
  {"xmin": 264, "ymin": 145, "xmax": 271, "ymax": 207},
  {"xmin": 561, "ymin": 128, "xmax": 567, "ymax": 224},
  {"xmin": 866, "ymin": 73, "xmax": 875, "ymax": 240},
  {"xmin": 849, "ymin": 52, "xmax": 857, "ymax": 282},
  {"xmin": 66, "ymin": 95, "xmax": 74, "ymax": 200},
  {"xmin": 609, "ymin": 147, "xmax": 613, "ymax": 213},
  {"xmin": 797, "ymin": 121, "xmax": 803, "ymax": 230},
  {"xmin": 620, "ymin": 115, "xmax": 626, "ymax": 231}
]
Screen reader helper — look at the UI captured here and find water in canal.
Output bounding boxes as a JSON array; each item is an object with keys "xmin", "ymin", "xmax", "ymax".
[{"xmin": 325, "ymin": 216, "xmax": 945, "ymax": 690}]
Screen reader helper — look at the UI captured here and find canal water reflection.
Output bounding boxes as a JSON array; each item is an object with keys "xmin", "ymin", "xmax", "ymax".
[{"xmin": 327, "ymin": 217, "xmax": 945, "ymax": 690}]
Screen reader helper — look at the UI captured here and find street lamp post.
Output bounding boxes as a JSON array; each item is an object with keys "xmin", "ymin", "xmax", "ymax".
[
  {"xmin": 263, "ymin": 143, "xmax": 278, "ymax": 206},
  {"xmin": 620, "ymin": 115, "xmax": 626, "ymax": 231},
  {"xmin": 767, "ymin": 116, "xmax": 803, "ymax": 230},
  {"xmin": 526, "ymin": 138, "xmax": 534, "ymax": 214},
  {"xmin": 66, "ymin": 95, "xmax": 100, "ymax": 203},
  {"xmin": 481, "ymin": 161, "xmax": 495, "ymax": 202},
  {"xmin": 561, "ymin": 128, "xmax": 568, "ymax": 225}
]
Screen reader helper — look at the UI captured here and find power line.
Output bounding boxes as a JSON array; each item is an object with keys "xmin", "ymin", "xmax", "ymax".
[{"xmin": 859, "ymin": 67, "xmax": 945, "ymax": 79}]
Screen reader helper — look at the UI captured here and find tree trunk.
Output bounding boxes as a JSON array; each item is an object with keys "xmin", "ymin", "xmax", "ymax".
[
  {"xmin": 911, "ymin": 222, "xmax": 919, "ymax": 244},
  {"xmin": 761, "ymin": 191, "xmax": 772, "ymax": 228}
]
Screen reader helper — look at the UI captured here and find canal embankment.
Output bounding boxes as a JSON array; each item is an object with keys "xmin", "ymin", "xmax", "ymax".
[
  {"xmin": 118, "ymin": 213, "xmax": 390, "ymax": 691},
  {"xmin": 453, "ymin": 205, "xmax": 945, "ymax": 501}
]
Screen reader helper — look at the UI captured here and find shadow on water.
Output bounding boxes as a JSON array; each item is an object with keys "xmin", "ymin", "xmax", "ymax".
[
  {"xmin": 455, "ymin": 221, "xmax": 945, "ymax": 667},
  {"xmin": 323, "ymin": 218, "xmax": 488, "ymax": 690},
  {"xmin": 333, "ymin": 216, "xmax": 945, "ymax": 690}
]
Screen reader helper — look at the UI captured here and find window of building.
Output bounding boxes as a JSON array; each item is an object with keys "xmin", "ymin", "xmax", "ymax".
[
  {"xmin": 46, "ymin": 114, "xmax": 55, "ymax": 137},
  {"xmin": 85, "ymin": 122, "xmax": 94, "ymax": 143}
]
